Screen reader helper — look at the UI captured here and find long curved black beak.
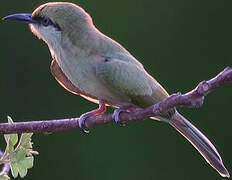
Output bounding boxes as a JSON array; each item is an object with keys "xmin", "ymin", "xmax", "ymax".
[{"xmin": 2, "ymin": 13, "xmax": 36, "ymax": 23}]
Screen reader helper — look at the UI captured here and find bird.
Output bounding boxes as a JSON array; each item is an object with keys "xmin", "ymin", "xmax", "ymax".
[{"xmin": 2, "ymin": 2, "xmax": 229, "ymax": 177}]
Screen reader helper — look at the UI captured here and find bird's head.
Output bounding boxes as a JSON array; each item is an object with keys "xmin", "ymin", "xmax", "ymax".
[{"xmin": 2, "ymin": 2, "xmax": 94, "ymax": 47}]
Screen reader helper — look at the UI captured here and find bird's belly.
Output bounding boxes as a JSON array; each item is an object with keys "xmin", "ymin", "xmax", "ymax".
[{"xmin": 54, "ymin": 53, "xmax": 132, "ymax": 107}]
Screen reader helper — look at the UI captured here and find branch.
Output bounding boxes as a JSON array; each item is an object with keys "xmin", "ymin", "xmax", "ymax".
[
  {"xmin": 0, "ymin": 67, "xmax": 231, "ymax": 134},
  {"xmin": 0, "ymin": 150, "xmax": 10, "ymax": 177}
]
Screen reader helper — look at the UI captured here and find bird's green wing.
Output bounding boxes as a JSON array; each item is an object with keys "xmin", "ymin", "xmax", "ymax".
[
  {"xmin": 96, "ymin": 58, "xmax": 169, "ymax": 107},
  {"xmin": 96, "ymin": 58, "xmax": 152, "ymax": 96}
]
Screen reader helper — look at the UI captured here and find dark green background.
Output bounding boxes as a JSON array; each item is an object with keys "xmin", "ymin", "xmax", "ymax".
[{"xmin": 0, "ymin": 0, "xmax": 231, "ymax": 179}]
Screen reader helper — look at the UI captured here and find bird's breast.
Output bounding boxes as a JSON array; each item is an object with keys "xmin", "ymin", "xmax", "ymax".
[{"xmin": 52, "ymin": 46, "xmax": 131, "ymax": 107}]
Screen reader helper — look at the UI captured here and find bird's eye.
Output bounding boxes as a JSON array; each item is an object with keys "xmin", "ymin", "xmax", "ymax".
[{"xmin": 41, "ymin": 16, "xmax": 52, "ymax": 26}]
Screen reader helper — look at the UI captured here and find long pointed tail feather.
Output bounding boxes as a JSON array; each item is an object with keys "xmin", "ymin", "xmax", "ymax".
[{"xmin": 167, "ymin": 112, "xmax": 229, "ymax": 177}]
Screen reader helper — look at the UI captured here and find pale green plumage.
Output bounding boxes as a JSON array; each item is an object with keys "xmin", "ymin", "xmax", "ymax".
[
  {"xmin": 96, "ymin": 58, "xmax": 170, "ymax": 108},
  {"xmin": 30, "ymin": 3, "xmax": 229, "ymax": 176},
  {"xmin": 97, "ymin": 59, "xmax": 154, "ymax": 96},
  {"xmin": 3, "ymin": 2, "xmax": 229, "ymax": 177},
  {"xmin": 31, "ymin": 2, "xmax": 169, "ymax": 108}
]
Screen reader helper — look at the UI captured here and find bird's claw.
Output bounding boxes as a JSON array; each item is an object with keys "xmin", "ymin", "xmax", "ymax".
[
  {"xmin": 112, "ymin": 108, "xmax": 126, "ymax": 127},
  {"xmin": 78, "ymin": 113, "xmax": 90, "ymax": 133}
]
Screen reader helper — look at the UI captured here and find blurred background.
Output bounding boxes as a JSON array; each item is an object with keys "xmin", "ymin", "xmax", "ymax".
[{"xmin": 0, "ymin": 0, "xmax": 231, "ymax": 179}]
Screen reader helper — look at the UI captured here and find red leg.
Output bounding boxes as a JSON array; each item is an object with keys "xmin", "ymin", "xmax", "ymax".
[
  {"xmin": 88, "ymin": 100, "xmax": 106, "ymax": 116},
  {"xmin": 78, "ymin": 100, "xmax": 106, "ymax": 133}
]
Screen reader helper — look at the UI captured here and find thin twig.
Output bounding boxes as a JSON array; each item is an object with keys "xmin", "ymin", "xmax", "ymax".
[
  {"xmin": 0, "ymin": 67, "xmax": 231, "ymax": 134},
  {"xmin": 0, "ymin": 150, "xmax": 10, "ymax": 176}
]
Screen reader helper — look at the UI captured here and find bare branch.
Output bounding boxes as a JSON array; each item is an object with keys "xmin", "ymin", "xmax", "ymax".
[
  {"xmin": 0, "ymin": 150, "xmax": 10, "ymax": 176},
  {"xmin": 0, "ymin": 67, "xmax": 231, "ymax": 134}
]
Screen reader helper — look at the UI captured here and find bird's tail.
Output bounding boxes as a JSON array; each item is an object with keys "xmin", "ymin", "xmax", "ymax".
[{"xmin": 161, "ymin": 111, "xmax": 229, "ymax": 178}]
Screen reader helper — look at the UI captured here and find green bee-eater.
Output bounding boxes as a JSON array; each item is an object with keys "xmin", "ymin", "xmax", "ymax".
[{"xmin": 2, "ymin": 2, "xmax": 229, "ymax": 177}]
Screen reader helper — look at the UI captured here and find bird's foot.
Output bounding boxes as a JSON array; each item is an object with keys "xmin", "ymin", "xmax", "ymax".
[
  {"xmin": 78, "ymin": 112, "xmax": 91, "ymax": 133},
  {"xmin": 113, "ymin": 106, "xmax": 134, "ymax": 127},
  {"xmin": 112, "ymin": 108, "xmax": 126, "ymax": 127},
  {"xmin": 78, "ymin": 100, "xmax": 106, "ymax": 133}
]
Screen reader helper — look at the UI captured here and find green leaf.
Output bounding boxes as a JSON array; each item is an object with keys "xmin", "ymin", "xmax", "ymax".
[
  {"xmin": 11, "ymin": 148, "xmax": 27, "ymax": 162},
  {"xmin": 18, "ymin": 133, "xmax": 33, "ymax": 149},
  {"xmin": 20, "ymin": 133, "xmax": 33, "ymax": 141},
  {"xmin": 10, "ymin": 156, "xmax": 34, "ymax": 178},
  {"xmin": 10, "ymin": 162, "xmax": 18, "ymax": 178},
  {"xmin": 4, "ymin": 133, "xmax": 18, "ymax": 153},
  {"xmin": 21, "ymin": 157, "xmax": 34, "ymax": 169},
  {"xmin": 18, "ymin": 165, "xmax": 27, "ymax": 178},
  {"xmin": 7, "ymin": 116, "xmax": 13, "ymax": 124},
  {"xmin": 9, "ymin": 133, "xmax": 18, "ymax": 147},
  {"xmin": 0, "ymin": 173, "xmax": 10, "ymax": 180},
  {"xmin": 2, "ymin": 116, "xmax": 37, "ymax": 179},
  {"xmin": 4, "ymin": 117, "xmax": 18, "ymax": 153}
]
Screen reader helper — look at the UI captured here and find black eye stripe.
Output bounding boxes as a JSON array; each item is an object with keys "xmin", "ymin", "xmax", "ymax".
[
  {"xmin": 54, "ymin": 23, "xmax": 61, "ymax": 31},
  {"xmin": 42, "ymin": 16, "xmax": 52, "ymax": 26},
  {"xmin": 32, "ymin": 16, "xmax": 61, "ymax": 31}
]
